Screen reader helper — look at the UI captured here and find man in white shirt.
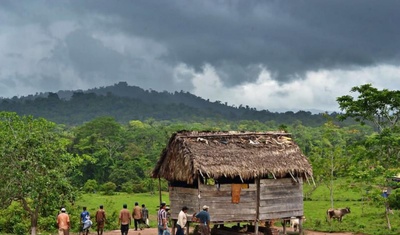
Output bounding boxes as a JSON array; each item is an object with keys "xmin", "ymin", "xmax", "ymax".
[{"xmin": 176, "ymin": 206, "xmax": 189, "ymax": 235}]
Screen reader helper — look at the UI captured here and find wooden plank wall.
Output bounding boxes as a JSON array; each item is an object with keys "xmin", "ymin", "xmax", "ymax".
[
  {"xmin": 198, "ymin": 183, "xmax": 257, "ymax": 222},
  {"xmin": 169, "ymin": 187, "xmax": 199, "ymax": 219},
  {"xmin": 259, "ymin": 178, "xmax": 304, "ymax": 220},
  {"xmin": 168, "ymin": 177, "xmax": 303, "ymax": 222}
]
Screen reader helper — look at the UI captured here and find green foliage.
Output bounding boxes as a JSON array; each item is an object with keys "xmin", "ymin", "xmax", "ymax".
[
  {"xmin": 388, "ymin": 188, "xmax": 400, "ymax": 209},
  {"xmin": 337, "ymin": 83, "xmax": 400, "ymax": 132},
  {"xmin": 83, "ymin": 179, "xmax": 99, "ymax": 193},
  {"xmin": 0, "ymin": 202, "xmax": 29, "ymax": 234},
  {"xmin": 0, "ymin": 112, "xmax": 77, "ymax": 233},
  {"xmin": 101, "ymin": 182, "xmax": 117, "ymax": 195}
]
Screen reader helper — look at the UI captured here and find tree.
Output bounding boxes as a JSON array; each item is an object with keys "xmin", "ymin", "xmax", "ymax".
[
  {"xmin": 0, "ymin": 112, "xmax": 75, "ymax": 235},
  {"xmin": 309, "ymin": 121, "xmax": 348, "ymax": 208},
  {"xmin": 71, "ymin": 116, "xmax": 124, "ymax": 185},
  {"xmin": 337, "ymin": 84, "xmax": 400, "ymax": 133},
  {"xmin": 337, "ymin": 84, "xmax": 400, "ymax": 230}
]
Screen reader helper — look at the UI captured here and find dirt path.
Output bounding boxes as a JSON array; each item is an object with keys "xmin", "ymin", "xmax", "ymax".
[{"xmin": 94, "ymin": 228, "xmax": 356, "ymax": 235}]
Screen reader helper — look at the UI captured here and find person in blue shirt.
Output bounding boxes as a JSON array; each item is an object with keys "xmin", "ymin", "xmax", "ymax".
[
  {"xmin": 80, "ymin": 206, "xmax": 91, "ymax": 235},
  {"xmin": 195, "ymin": 205, "xmax": 210, "ymax": 235}
]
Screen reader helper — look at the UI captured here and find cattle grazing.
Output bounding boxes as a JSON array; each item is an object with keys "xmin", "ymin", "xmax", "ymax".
[{"xmin": 326, "ymin": 207, "xmax": 351, "ymax": 222}]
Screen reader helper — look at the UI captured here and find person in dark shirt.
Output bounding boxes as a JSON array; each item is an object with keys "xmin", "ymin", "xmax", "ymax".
[{"xmin": 195, "ymin": 205, "xmax": 210, "ymax": 235}]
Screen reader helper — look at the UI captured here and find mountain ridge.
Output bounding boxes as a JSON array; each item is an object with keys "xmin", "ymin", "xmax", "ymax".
[{"xmin": 0, "ymin": 81, "xmax": 339, "ymax": 126}]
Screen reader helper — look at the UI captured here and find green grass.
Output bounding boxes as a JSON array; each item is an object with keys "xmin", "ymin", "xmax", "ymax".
[{"xmin": 302, "ymin": 179, "xmax": 400, "ymax": 235}]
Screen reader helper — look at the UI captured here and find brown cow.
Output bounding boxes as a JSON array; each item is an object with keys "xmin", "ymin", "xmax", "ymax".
[{"xmin": 327, "ymin": 207, "xmax": 351, "ymax": 222}]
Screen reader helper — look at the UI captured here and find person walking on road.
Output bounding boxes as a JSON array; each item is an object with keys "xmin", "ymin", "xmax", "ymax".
[
  {"xmin": 57, "ymin": 208, "xmax": 70, "ymax": 235},
  {"xmin": 141, "ymin": 204, "xmax": 149, "ymax": 228},
  {"xmin": 132, "ymin": 202, "xmax": 142, "ymax": 231},
  {"xmin": 95, "ymin": 205, "xmax": 106, "ymax": 235},
  {"xmin": 119, "ymin": 204, "xmax": 131, "ymax": 235},
  {"xmin": 157, "ymin": 202, "xmax": 168, "ymax": 235}
]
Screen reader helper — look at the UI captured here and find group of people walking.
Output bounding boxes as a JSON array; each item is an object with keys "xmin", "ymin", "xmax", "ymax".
[
  {"xmin": 56, "ymin": 205, "xmax": 107, "ymax": 235},
  {"xmin": 118, "ymin": 202, "xmax": 150, "ymax": 235},
  {"xmin": 57, "ymin": 202, "xmax": 210, "ymax": 235}
]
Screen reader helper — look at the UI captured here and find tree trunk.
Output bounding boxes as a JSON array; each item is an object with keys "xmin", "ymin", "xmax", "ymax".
[
  {"xmin": 30, "ymin": 213, "xmax": 38, "ymax": 235},
  {"xmin": 330, "ymin": 153, "xmax": 334, "ymax": 209},
  {"xmin": 385, "ymin": 202, "xmax": 391, "ymax": 230}
]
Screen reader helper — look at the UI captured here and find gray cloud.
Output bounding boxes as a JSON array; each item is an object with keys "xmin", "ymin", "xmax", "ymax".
[
  {"xmin": 1, "ymin": 0, "xmax": 400, "ymax": 110},
  {"xmin": 66, "ymin": 0, "xmax": 400, "ymax": 83}
]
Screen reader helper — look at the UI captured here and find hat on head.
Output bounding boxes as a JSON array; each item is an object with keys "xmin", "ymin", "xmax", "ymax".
[
  {"xmin": 61, "ymin": 208, "xmax": 66, "ymax": 212},
  {"xmin": 203, "ymin": 205, "xmax": 209, "ymax": 210},
  {"xmin": 166, "ymin": 206, "xmax": 170, "ymax": 210},
  {"xmin": 160, "ymin": 202, "xmax": 166, "ymax": 207}
]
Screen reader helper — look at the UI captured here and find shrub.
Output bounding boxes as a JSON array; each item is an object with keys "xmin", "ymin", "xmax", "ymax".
[
  {"xmin": 83, "ymin": 179, "xmax": 99, "ymax": 193},
  {"xmin": 13, "ymin": 222, "xmax": 28, "ymax": 235},
  {"xmin": 101, "ymin": 182, "xmax": 117, "ymax": 195},
  {"xmin": 388, "ymin": 188, "xmax": 400, "ymax": 209}
]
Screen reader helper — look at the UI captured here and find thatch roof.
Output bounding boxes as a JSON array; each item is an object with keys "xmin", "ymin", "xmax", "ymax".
[{"xmin": 152, "ymin": 131, "xmax": 313, "ymax": 184}]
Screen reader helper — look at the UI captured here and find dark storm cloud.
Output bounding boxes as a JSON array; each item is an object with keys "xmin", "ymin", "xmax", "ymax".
[
  {"xmin": 1, "ymin": 0, "xmax": 400, "ymax": 93},
  {"xmin": 66, "ymin": 0, "xmax": 400, "ymax": 86}
]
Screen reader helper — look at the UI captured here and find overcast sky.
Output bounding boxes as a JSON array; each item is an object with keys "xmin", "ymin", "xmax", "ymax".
[{"xmin": 1, "ymin": 1, "xmax": 400, "ymax": 112}]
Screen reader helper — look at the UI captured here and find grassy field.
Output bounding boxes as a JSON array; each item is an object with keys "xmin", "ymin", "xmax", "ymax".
[
  {"xmin": 72, "ymin": 180, "xmax": 400, "ymax": 235},
  {"xmin": 301, "ymin": 180, "xmax": 400, "ymax": 235}
]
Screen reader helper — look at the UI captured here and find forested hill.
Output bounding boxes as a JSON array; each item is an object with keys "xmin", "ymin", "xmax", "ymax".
[{"xmin": 0, "ymin": 81, "xmax": 343, "ymax": 126}]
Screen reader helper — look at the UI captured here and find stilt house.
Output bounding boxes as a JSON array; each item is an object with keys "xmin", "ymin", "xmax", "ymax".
[{"xmin": 152, "ymin": 131, "xmax": 313, "ymax": 234}]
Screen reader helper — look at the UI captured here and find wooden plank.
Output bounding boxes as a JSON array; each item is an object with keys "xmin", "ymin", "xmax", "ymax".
[
  {"xmin": 169, "ymin": 193, "xmax": 199, "ymax": 200},
  {"xmin": 259, "ymin": 206, "xmax": 303, "ymax": 213},
  {"xmin": 204, "ymin": 207, "xmax": 256, "ymax": 215},
  {"xmin": 260, "ymin": 178, "xmax": 303, "ymax": 185},
  {"xmin": 169, "ymin": 187, "xmax": 198, "ymax": 194},
  {"xmin": 211, "ymin": 214, "xmax": 256, "ymax": 222},
  {"xmin": 260, "ymin": 193, "xmax": 303, "ymax": 200},
  {"xmin": 198, "ymin": 196, "xmax": 256, "ymax": 203},
  {"xmin": 259, "ymin": 210, "xmax": 303, "ymax": 220},
  {"xmin": 259, "ymin": 197, "xmax": 303, "ymax": 206},
  {"xmin": 255, "ymin": 177, "xmax": 260, "ymax": 235}
]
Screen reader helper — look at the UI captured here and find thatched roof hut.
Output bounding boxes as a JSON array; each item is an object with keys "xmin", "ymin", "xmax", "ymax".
[{"xmin": 152, "ymin": 130, "xmax": 313, "ymax": 184}]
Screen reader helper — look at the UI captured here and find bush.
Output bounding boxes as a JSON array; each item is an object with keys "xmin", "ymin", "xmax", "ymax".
[
  {"xmin": 121, "ymin": 181, "xmax": 134, "ymax": 193},
  {"xmin": 39, "ymin": 216, "xmax": 58, "ymax": 232},
  {"xmin": 101, "ymin": 182, "xmax": 117, "ymax": 195},
  {"xmin": 388, "ymin": 188, "xmax": 400, "ymax": 209},
  {"xmin": 83, "ymin": 179, "xmax": 99, "ymax": 193},
  {"xmin": 13, "ymin": 222, "xmax": 28, "ymax": 235}
]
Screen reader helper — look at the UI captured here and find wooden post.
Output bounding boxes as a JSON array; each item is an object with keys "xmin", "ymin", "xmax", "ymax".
[
  {"xmin": 197, "ymin": 177, "xmax": 201, "ymax": 211},
  {"xmin": 255, "ymin": 177, "xmax": 260, "ymax": 235},
  {"xmin": 172, "ymin": 219, "xmax": 176, "ymax": 235},
  {"xmin": 186, "ymin": 222, "xmax": 190, "ymax": 235},
  {"xmin": 299, "ymin": 216, "xmax": 303, "ymax": 235},
  {"xmin": 159, "ymin": 177, "xmax": 162, "ymax": 205}
]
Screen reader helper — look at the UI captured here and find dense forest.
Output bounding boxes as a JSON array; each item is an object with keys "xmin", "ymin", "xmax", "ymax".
[
  {"xmin": 1, "ymin": 83, "xmax": 400, "ymax": 234},
  {"xmin": 0, "ymin": 81, "xmax": 349, "ymax": 127}
]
